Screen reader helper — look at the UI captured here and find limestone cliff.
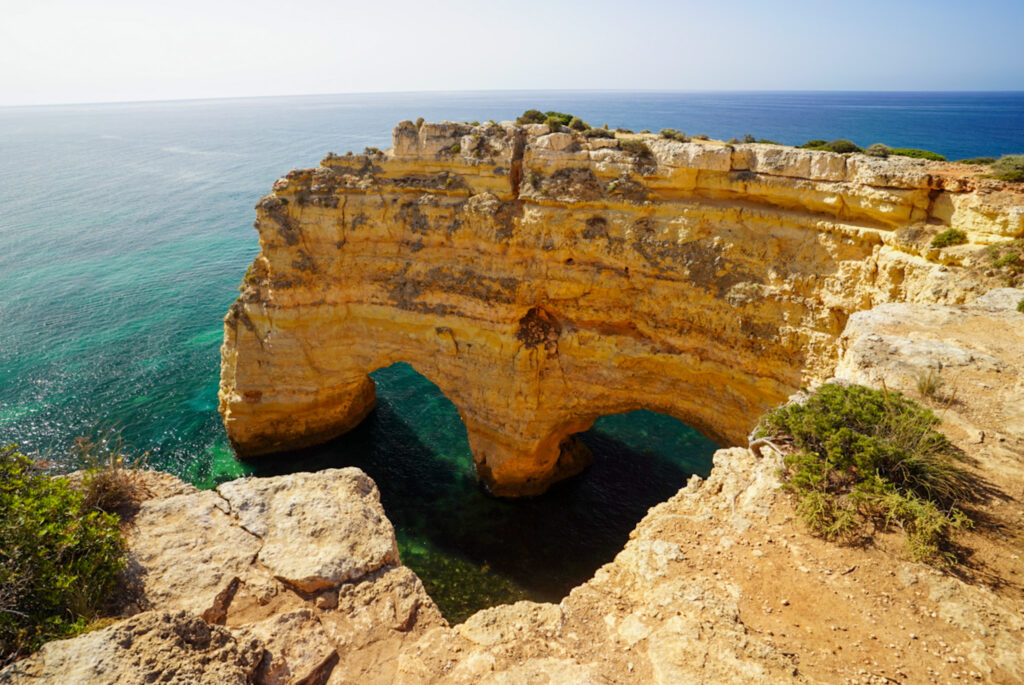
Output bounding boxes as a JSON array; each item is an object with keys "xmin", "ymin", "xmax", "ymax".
[{"xmin": 219, "ymin": 120, "xmax": 1024, "ymax": 495}]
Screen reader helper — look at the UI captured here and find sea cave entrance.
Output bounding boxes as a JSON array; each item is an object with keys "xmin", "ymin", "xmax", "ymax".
[{"xmin": 252, "ymin": 362, "xmax": 719, "ymax": 623}]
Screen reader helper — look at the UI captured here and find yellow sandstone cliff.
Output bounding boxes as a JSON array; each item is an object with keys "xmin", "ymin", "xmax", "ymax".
[{"xmin": 218, "ymin": 120, "xmax": 1023, "ymax": 495}]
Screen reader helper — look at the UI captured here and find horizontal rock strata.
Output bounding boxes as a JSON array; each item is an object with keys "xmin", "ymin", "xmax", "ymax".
[{"xmin": 219, "ymin": 120, "xmax": 1023, "ymax": 495}]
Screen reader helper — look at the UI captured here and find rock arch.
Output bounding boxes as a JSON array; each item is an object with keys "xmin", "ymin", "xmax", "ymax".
[{"xmin": 219, "ymin": 120, "xmax": 1019, "ymax": 496}]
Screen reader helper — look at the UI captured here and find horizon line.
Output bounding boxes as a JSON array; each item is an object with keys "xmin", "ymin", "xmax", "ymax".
[{"xmin": 3, "ymin": 88, "xmax": 1024, "ymax": 110}]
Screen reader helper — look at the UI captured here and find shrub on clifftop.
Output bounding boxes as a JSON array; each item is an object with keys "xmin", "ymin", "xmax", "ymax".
[
  {"xmin": 754, "ymin": 384, "xmax": 974, "ymax": 565},
  {"xmin": 0, "ymin": 445, "xmax": 127, "ymax": 662},
  {"xmin": 990, "ymin": 154, "xmax": 1024, "ymax": 182}
]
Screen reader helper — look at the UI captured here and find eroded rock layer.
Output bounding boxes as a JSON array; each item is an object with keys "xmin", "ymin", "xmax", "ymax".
[{"xmin": 219, "ymin": 120, "xmax": 1023, "ymax": 495}]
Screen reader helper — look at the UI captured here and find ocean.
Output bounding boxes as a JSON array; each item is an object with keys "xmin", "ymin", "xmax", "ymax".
[{"xmin": 1, "ymin": 90, "xmax": 1021, "ymax": 619}]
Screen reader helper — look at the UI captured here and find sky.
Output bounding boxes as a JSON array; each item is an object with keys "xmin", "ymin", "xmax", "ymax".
[{"xmin": 1, "ymin": 0, "xmax": 1022, "ymax": 106}]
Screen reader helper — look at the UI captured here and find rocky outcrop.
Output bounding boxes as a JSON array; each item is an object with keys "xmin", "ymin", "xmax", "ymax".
[
  {"xmin": 1, "ymin": 468, "xmax": 445, "ymax": 685},
  {"xmin": 218, "ymin": 120, "xmax": 1024, "ymax": 495},
  {"xmin": 0, "ymin": 611, "xmax": 265, "ymax": 685}
]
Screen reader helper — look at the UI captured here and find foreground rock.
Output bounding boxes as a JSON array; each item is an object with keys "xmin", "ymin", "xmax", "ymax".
[
  {"xmin": 1, "ymin": 468, "xmax": 444, "ymax": 685},
  {"xmin": 220, "ymin": 120, "xmax": 1024, "ymax": 495},
  {"xmin": 0, "ymin": 611, "xmax": 264, "ymax": 684}
]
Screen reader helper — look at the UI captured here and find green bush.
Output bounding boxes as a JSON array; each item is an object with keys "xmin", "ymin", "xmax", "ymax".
[
  {"xmin": 800, "ymin": 139, "xmax": 863, "ymax": 154},
  {"xmin": 988, "ymin": 239, "xmax": 1024, "ymax": 286},
  {"xmin": 756, "ymin": 138, "xmax": 783, "ymax": 145},
  {"xmin": 0, "ymin": 445, "xmax": 127, "ymax": 660},
  {"xmin": 693, "ymin": 133, "xmax": 710, "ymax": 140},
  {"xmin": 1018, "ymin": 299, "xmax": 1024, "ymax": 313},
  {"xmin": 582, "ymin": 128, "xmax": 615, "ymax": 139},
  {"xmin": 568, "ymin": 117, "xmax": 589, "ymax": 131},
  {"xmin": 544, "ymin": 115, "xmax": 563, "ymax": 133},
  {"xmin": 956, "ymin": 157, "xmax": 995, "ymax": 165},
  {"xmin": 990, "ymin": 154, "xmax": 1024, "ymax": 182},
  {"xmin": 619, "ymin": 139, "xmax": 651, "ymax": 157},
  {"xmin": 544, "ymin": 111, "xmax": 574, "ymax": 127},
  {"xmin": 742, "ymin": 134, "xmax": 756, "ymax": 144},
  {"xmin": 931, "ymin": 228, "xmax": 968, "ymax": 248},
  {"xmin": 866, "ymin": 143, "xmax": 891, "ymax": 158},
  {"xmin": 515, "ymin": 109, "xmax": 547, "ymax": 125},
  {"xmin": 755, "ymin": 384, "xmax": 974, "ymax": 564},
  {"xmin": 659, "ymin": 128, "xmax": 688, "ymax": 142},
  {"xmin": 890, "ymin": 148, "xmax": 947, "ymax": 162}
]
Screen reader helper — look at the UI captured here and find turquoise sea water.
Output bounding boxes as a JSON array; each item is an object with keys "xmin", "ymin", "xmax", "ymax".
[{"xmin": 1, "ymin": 91, "xmax": 1021, "ymax": 619}]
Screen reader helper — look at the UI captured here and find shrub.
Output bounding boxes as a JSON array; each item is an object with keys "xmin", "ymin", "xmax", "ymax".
[
  {"xmin": 0, "ymin": 445, "xmax": 126, "ymax": 661},
  {"xmin": 544, "ymin": 115, "xmax": 563, "ymax": 133},
  {"xmin": 582, "ymin": 128, "xmax": 615, "ymax": 139},
  {"xmin": 988, "ymin": 239, "xmax": 1023, "ymax": 286},
  {"xmin": 659, "ymin": 128, "xmax": 688, "ymax": 142},
  {"xmin": 890, "ymin": 148, "xmax": 947, "ymax": 162},
  {"xmin": 364, "ymin": 146, "xmax": 383, "ymax": 156},
  {"xmin": 990, "ymin": 154, "xmax": 1024, "ymax": 182},
  {"xmin": 754, "ymin": 384, "xmax": 974, "ymax": 564},
  {"xmin": 1018, "ymin": 299, "xmax": 1024, "ymax": 313},
  {"xmin": 516, "ymin": 109, "xmax": 547, "ymax": 125},
  {"xmin": 756, "ymin": 138, "xmax": 783, "ymax": 146},
  {"xmin": 618, "ymin": 139, "xmax": 651, "ymax": 157},
  {"xmin": 568, "ymin": 117, "xmax": 589, "ymax": 131},
  {"xmin": 799, "ymin": 139, "xmax": 828, "ymax": 149},
  {"xmin": 866, "ymin": 143, "xmax": 891, "ymax": 158},
  {"xmin": 799, "ymin": 139, "xmax": 862, "ymax": 153},
  {"xmin": 544, "ymin": 111, "xmax": 574, "ymax": 127},
  {"xmin": 742, "ymin": 134, "xmax": 756, "ymax": 144},
  {"xmin": 931, "ymin": 228, "xmax": 967, "ymax": 248},
  {"xmin": 957, "ymin": 157, "xmax": 995, "ymax": 165},
  {"xmin": 693, "ymin": 133, "xmax": 709, "ymax": 140}
]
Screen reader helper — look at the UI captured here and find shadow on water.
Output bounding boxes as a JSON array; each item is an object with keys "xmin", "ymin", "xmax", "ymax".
[{"xmin": 249, "ymin": 363, "xmax": 718, "ymax": 623}]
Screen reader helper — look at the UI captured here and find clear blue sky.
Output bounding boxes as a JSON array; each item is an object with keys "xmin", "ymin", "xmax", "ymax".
[{"xmin": 1, "ymin": 0, "xmax": 1021, "ymax": 106}]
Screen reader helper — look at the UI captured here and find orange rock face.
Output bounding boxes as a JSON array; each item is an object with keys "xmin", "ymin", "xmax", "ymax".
[{"xmin": 219, "ymin": 121, "xmax": 1022, "ymax": 495}]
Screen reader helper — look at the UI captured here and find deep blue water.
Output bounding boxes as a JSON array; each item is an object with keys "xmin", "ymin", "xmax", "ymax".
[{"xmin": 1, "ymin": 91, "xmax": 1021, "ymax": 619}]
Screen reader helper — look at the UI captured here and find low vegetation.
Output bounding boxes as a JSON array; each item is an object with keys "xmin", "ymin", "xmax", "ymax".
[
  {"xmin": 989, "ymin": 154, "xmax": 1024, "ymax": 182},
  {"xmin": 582, "ymin": 128, "xmax": 615, "ymax": 139},
  {"xmin": 957, "ymin": 157, "xmax": 996, "ymax": 165},
  {"xmin": 618, "ymin": 139, "xmax": 651, "ymax": 157},
  {"xmin": 755, "ymin": 384, "xmax": 975, "ymax": 565},
  {"xmin": 659, "ymin": 128, "xmax": 688, "ymax": 142},
  {"xmin": 889, "ymin": 148, "xmax": 947, "ymax": 161},
  {"xmin": 931, "ymin": 228, "xmax": 968, "ymax": 249},
  {"xmin": 988, "ymin": 238, "xmax": 1024, "ymax": 286},
  {"xmin": 865, "ymin": 143, "xmax": 891, "ymax": 158},
  {"xmin": 0, "ymin": 444, "xmax": 130, "ymax": 662},
  {"xmin": 799, "ymin": 139, "xmax": 863, "ymax": 153}
]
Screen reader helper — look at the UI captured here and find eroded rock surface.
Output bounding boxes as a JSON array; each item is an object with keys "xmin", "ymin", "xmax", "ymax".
[
  {"xmin": 2, "ymin": 468, "xmax": 444, "ymax": 685},
  {"xmin": 219, "ymin": 120, "xmax": 1023, "ymax": 495},
  {"xmin": 0, "ymin": 611, "xmax": 264, "ymax": 685}
]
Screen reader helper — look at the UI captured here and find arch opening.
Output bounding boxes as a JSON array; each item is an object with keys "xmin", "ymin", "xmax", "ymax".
[{"xmin": 250, "ymin": 364, "xmax": 719, "ymax": 623}]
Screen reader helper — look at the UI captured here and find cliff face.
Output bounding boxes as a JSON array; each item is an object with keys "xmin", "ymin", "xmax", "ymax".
[{"xmin": 218, "ymin": 120, "xmax": 1023, "ymax": 495}]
